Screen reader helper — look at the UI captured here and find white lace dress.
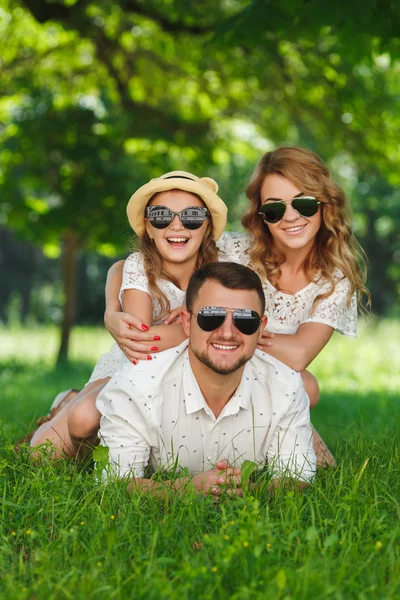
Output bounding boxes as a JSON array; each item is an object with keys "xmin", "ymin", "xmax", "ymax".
[
  {"xmin": 88, "ymin": 232, "xmax": 357, "ymax": 383},
  {"xmin": 217, "ymin": 232, "xmax": 357, "ymax": 336},
  {"xmin": 87, "ymin": 253, "xmax": 186, "ymax": 383}
]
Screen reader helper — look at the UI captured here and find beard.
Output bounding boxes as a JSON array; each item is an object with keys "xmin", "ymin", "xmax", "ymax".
[{"xmin": 190, "ymin": 344, "xmax": 250, "ymax": 375}]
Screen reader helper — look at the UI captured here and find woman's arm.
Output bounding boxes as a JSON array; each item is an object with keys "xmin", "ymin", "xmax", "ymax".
[
  {"xmin": 258, "ymin": 322, "xmax": 334, "ymax": 372},
  {"xmin": 104, "ymin": 261, "xmax": 158, "ymax": 359},
  {"xmin": 104, "ymin": 260, "xmax": 187, "ymax": 361},
  {"xmin": 122, "ymin": 289, "xmax": 187, "ymax": 360}
]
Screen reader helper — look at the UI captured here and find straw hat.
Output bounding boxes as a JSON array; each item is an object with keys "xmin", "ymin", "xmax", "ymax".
[{"xmin": 126, "ymin": 171, "xmax": 227, "ymax": 240}]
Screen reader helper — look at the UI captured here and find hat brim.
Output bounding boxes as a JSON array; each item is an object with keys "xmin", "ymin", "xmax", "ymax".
[{"xmin": 126, "ymin": 178, "xmax": 227, "ymax": 241}]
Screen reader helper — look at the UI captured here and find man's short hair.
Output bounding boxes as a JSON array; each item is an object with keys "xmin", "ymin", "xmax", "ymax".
[{"xmin": 186, "ymin": 262, "xmax": 265, "ymax": 314}]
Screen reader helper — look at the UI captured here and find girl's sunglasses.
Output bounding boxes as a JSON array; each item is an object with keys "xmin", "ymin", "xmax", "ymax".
[
  {"xmin": 258, "ymin": 195, "xmax": 321, "ymax": 224},
  {"xmin": 192, "ymin": 306, "xmax": 262, "ymax": 335},
  {"xmin": 146, "ymin": 205, "xmax": 208, "ymax": 230}
]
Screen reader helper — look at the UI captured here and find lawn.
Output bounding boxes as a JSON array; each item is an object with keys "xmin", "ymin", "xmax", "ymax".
[{"xmin": 0, "ymin": 321, "xmax": 399, "ymax": 599}]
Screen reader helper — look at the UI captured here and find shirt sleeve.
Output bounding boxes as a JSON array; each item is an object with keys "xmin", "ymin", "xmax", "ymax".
[
  {"xmin": 267, "ymin": 378, "xmax": 316, "ymax": 484},
  {"xmin": 119, "ymin": 252, "xmax": 150, "ymax": 307},
  {"xmin": 216, "ymin": 231, "xmax": 251, "ymax": 266},
  {"xmin": 96, "ymin": 373, "xmax": 157, "ymax": 479},
  {"xmin": 303, "ymin": 276, "xmax": 358, "ymax": 337}
]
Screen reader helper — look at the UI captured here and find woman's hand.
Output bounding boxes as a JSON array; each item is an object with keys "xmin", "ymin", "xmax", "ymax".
[
  {"xmin": 164, "ymin": 305, "xmax": 186, "ymax": 325},
  {"xmin": 104, "ymin": 310, "xmax": 160, "ymax": 363},
  {"xmin": 257, "ymin": 328, "xmax": 275, "ymax": 351}
]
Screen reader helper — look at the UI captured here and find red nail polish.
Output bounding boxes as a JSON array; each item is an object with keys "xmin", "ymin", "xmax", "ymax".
[
  {"xmin": 132, "ymin": 360, "xmax": 137, "ymax": 365},
  {"xmin": 141, "ymin": 324, "xmax": 149, "ymax": 331},
  {"xmin": 153, "ymin": 335, "xmax": 161, "ymax": 341},
  {"xmin": 151, "ymin": 346, "xmax": 158, "ymax": 351},
  {"xmin": 147, "ymin": 355, "xmax": 152, "ymax": 360}
]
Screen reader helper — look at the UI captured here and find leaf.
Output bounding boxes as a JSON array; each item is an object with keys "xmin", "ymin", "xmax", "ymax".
[
  {"xmin": 93, "ymin": 444, "xmax": 109, "ymax": 468},
  {"xmin": 324, "ymin": 533, "xmax": 339, "ymax": 549},
  {"xmin": 275, "ymin": 569, "xmax": 287, "ymax": 590},
  {"xmin": 240, "ymin": 459, "xmax": 257, "ymax": 492}
]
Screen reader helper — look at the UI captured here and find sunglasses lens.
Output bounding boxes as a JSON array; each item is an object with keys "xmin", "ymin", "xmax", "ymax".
[
  {"xmin": 148, "ymin": 207, "xmax": 172, "ymax": 229},
  {"xmin": 292, "ymin": 196, "xmax": 319, "ymax": 217},
  {"xmin": 197, "ymin": 310, "xmax": 226, "ymax": 332},
  {"xmin": 180, "ymin": 207, "xmax": 207, "ymax": 230},
  {"xmin": 259, "ymin": 202, "xmax": 285, "ymax": 224},
  {"xmin": 233, "ymin": 310, "xmax": 261, "ymax": 335}
]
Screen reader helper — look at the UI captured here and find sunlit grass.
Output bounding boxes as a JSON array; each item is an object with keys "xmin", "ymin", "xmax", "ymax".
[{"xmin": 0, "ymin": 320, "xmax": 399, "ymax": 598}]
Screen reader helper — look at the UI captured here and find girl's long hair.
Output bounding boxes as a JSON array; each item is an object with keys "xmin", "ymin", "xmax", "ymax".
[
  {"xmin": 135, "ymin": 192, "xmax": 219, "ymax": 320},
  {"xmin": 242, "ymin": 146, "xmax": 370, "ymax": 311}
]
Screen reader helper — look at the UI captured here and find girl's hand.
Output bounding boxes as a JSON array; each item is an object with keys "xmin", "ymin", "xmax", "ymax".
[
  {"xmin": 257, "ymin": 328, "xmax": 275, "ymax": 350},
  {"xmin": 164, "ymin": 305, "xmax": 186, "ymax": 325},
  {"xmin": 104, "ymin": 310, "xmax": 159, "ymax": 363}
]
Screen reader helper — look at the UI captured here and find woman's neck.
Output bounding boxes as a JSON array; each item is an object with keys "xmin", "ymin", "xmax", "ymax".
[{"xmin": 273, "ymin": 240, "xmax": 315, "ymax": 292}]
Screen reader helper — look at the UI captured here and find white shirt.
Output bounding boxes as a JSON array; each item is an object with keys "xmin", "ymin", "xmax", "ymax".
[{"xmin": 97, "ymin": 340, "xmax": 316, "ymax": 483}]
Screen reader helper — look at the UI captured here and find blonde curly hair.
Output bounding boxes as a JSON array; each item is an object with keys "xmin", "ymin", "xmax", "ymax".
[
  {"xmin": 242, "ymin": 146, "xmax": 370, "ymax": 311},
  {"xmin": 134, "ymin": 191, "xmax": 219, "ymax": 320}
]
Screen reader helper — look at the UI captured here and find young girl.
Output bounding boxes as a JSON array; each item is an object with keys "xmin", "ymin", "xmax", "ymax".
[
  {"xmin": 28, "ymin": 170, "xmax": 227, "ymax": 458},
  {"xmin": 105, "ymin": 147, "xmax": 369, "ymax": 466}
]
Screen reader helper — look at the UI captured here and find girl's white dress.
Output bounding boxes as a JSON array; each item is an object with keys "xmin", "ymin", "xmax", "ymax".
[{"xmin": 88, "ymin": 232, "xmax": 357, "ymax": 383}]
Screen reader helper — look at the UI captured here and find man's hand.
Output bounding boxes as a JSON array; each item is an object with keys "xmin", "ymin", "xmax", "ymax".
[
  {"xmin": 104, "ymin": 310, "xmax": 159, "ymax": 363},
  {"xmin": 191, "ymin": 460, "xmax": 242, "ymax": 496}
]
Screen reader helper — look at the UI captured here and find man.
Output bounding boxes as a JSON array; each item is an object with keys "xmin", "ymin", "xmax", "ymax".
[{"xmin": 97, "ymin": 262, "xmax": 316, "ymax": 494}]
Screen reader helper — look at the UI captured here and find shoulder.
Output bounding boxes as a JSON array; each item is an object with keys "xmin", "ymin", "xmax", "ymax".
[
  {"xmin": 314, "ymin": 269, "xmax": 349, "ymax": 291},
  {"xmin": 124, "ymin": 252, "xmax": 145, "ymax": 271},
  {"xmin": 217, "ymin": 231, "xmax": 251, "ymax": 265},
  {"xmin": 249, "ymin": 350, "xmax": 302, "ymax": 387},
  {"xmin": 118, "ymin": 339, "xmax": 189, "ymax": 394}
]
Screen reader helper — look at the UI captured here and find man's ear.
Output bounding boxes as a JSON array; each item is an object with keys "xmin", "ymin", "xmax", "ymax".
[
  {"xmin": 261, "ymin": 315, "xmax": 268, "ymax": 329},
  {"xmin": 181, "ymin": 308, "xmax": 191, "ymax": 337}
]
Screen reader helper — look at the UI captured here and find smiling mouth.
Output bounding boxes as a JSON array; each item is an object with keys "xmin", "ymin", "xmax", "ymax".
[
  {"xmin": 283, "ymin": 224, "xmax": 307, "ymax": 234},
  {"xmin": 166, "ymin": 237, "xmax": 189, "ymax": 246},
  {"xmin": 211, "ymin": 343, "xmax": 240, "ymax": 352}
]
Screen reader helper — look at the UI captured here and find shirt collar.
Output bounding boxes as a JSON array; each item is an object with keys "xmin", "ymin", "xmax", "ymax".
[{"xmin": 183, "ymin": 357, "xmax": 253, "ymax": 416}]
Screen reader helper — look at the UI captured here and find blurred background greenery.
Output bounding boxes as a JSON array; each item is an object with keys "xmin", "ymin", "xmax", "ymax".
[{"xmin": 0, "ymin": 0, "xmax": 399, "ymax": 361}]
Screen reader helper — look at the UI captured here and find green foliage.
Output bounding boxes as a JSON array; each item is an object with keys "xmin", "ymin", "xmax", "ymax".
[
  {"xmin": 0, "ymin": 321, "xmax": 399, "ymax": 597},
  {"xmin": 0, "ymin": 0, "xmax": 399, "ymax": 315}
]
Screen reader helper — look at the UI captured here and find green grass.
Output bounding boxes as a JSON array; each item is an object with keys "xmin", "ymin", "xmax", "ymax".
[{"xmin": 0, "ymin": 321, "xmax": 399, "ymax": 599}]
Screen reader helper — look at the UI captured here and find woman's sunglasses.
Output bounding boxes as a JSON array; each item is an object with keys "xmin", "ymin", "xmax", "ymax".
[
  {"xmin": 146, "ymin": 205, "xmax": 208, "ymax": 230},
  {"xmin": 192, "ymin": 306, "xmax": 262, "ymax": 335},
  {"xmin": 258, "ymin": 195, "xmax": 321, "ymax": 224}
]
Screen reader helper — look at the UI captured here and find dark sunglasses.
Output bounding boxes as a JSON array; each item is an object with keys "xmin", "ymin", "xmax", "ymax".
[
  {"xmin": 258, "ymin": 195, "xmax": 321, "ymax": 224},
  {"xmin": 192, "ymin": 306, "xmax": 262, "ymax": 335},
  {"xmin": 146, "ymin": 205, "xmax": 208, "ymax": 230}
]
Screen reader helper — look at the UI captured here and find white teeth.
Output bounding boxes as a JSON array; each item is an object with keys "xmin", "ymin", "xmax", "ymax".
[
  {"xmin": 285, "ymin": 226, "xmax": 304, "ymax": 232},
  {"xmin": 212, "ymin": 344, "xmax": 238, "ymax": 350},
  {"xmin": 167, "ymin": 237, "xmax": 188, "ymax": 242}
]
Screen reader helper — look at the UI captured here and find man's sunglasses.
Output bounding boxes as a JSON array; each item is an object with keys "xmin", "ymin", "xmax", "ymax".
[
  {"xmin": 146, "ymin": 205, "xmax": 208, "ymax": 230},
  {"xmin": 258, "ymin": 195, "xmax": 321, "ymax": 224},
  {"xmin": 192, "ymin": 306, "xmax": 262, "ymax": 335}
]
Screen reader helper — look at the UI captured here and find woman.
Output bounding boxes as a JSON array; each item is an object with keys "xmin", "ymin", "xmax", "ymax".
[{"xmin": 27, "ymin": 171, "xmax": 227, "ymax": 458}]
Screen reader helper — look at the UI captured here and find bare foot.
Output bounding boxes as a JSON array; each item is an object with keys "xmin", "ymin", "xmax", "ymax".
[{"xmin": 312, "ymin": 426, "xmax": 336, "ymax": 468}]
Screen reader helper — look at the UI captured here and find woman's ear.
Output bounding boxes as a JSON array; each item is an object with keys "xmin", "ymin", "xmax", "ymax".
[{"xmin": 145, "ymin": 219, "xmax": 153, "ymax": 241}]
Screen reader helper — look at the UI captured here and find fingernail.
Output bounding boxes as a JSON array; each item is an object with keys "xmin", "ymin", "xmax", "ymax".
[
  {"xmin": 153, "ymin": 335, "xmax": 161, "ymax": 341},
  {"xmin": 141, "ymin": 324, "xmax": 149, "ymax": 331},
  {"xmin": 147, "ymin": 356, "xmax": 152, "ymax": 360},
  {"xmin": 151, "ymin": 346, "xmax": 158, "ymax": 351},
  {"xmin": 132, "ymin": 360, "xmax": 137, "ymax": 365}
]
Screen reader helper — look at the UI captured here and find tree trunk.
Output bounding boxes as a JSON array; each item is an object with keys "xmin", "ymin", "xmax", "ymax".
[{"xmin": 57, "ymin": 230, "xmax": 79, "ymax": 363}]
